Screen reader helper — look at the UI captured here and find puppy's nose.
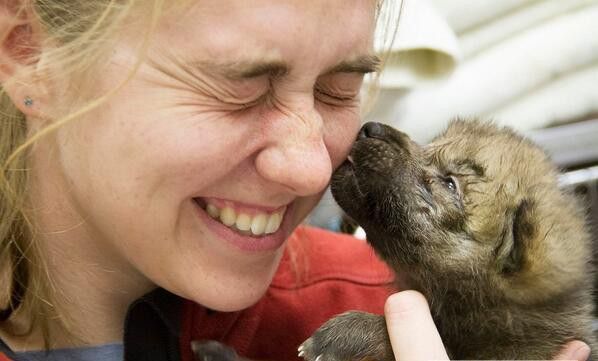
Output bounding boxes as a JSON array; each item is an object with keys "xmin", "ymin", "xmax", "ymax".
[{"xmin": 358, "ymin": 122, "xmax": 386, "ymax": 140}]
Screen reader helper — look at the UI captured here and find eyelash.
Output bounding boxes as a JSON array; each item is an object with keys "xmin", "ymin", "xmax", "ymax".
[
  {"xmin": 314, "ymin": 87, "xmax": 357, "ymax": 104},
  {"xmin": 221, "ymin": 86, "xmax": 357, "ymax": 110},
  {"xmin": 237, "ymin": 98, "xmax": 261, "ymax": 109},
  {"xmin": 229, "ymin": 93, "xmax": 267, "ymax": 109}
]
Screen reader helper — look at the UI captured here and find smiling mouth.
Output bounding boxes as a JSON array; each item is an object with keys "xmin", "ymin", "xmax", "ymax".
[{"xmin": 193, "ymin": 198, "xmax": 286, "ymax": 237}]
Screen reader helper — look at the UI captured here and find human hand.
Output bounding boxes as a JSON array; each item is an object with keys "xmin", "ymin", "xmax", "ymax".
[
  {"xmin": 384, "ymin": 290, "xmax": 448, "ymax": 361},
  {"xmin": 385, "ymin": 290, "xmax": 591, "ymax": 361},
  {"xmin": 300, "ymin": 290, "xmax": 591, "ymax": 361},
  {"xmin": 550, "ymin": 340, "xmax": 591, "ymax": 361}
]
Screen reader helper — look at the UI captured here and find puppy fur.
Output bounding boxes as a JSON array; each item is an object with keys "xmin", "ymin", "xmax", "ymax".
[{"xmin": 300, "ymin": 119, "xmax": 597, "ymax": 360}]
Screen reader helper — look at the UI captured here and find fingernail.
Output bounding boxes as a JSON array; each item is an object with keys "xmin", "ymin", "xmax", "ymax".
[{"xmin": 572, "ymin": 344, "xmax": 591, "ymax": 361}]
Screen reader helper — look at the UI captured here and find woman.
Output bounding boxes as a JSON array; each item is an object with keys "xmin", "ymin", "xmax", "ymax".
[{"xmin": 0, "ymin": 1, "xmax": 590, "ymax": 360}]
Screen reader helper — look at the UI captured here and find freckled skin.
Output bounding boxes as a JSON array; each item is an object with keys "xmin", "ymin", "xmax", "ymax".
[
  {"xmin": 30, "ymin": 0, "xmax": 376, "ymax": 323},
  {"xmin": 299, "ymin": 119, "xmax": 597, "ymax": 360}
]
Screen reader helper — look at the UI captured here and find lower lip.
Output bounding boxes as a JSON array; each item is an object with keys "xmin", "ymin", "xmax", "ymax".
[{"xmin": 193, "ymin": 200, "xmax": 293, "ymax": 253}]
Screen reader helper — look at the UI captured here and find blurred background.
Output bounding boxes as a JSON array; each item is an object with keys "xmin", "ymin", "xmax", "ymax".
[{"xmin": 308, "ymin": 0, "xmax": 598, "ymax": 244}]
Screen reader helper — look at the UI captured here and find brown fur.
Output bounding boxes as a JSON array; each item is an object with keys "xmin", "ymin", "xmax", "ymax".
[{"xmin": 300, "ymin": 119, "xmax": 597, "ymax": 360}]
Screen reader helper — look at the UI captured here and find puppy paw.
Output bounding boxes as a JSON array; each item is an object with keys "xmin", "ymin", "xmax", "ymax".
[
  {"xmin": 191, "ymin": 340, "xmax": 240, "ymax": 361},
  {"xmin": 297, "ymin": 338, "xmax": 325, "ymax": 361},
  {"xmin": 298, "ymin": 311, "xmax": 393, "ymax": 361}
]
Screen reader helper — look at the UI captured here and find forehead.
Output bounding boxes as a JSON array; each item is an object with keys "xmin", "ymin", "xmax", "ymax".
[
  {"xmin": 430, "ymin": 123, "xmax": 553, "ymax": 185},
  {"xmin": 150, "ymin": 0, "xmax": 377, "ymax": 72}
]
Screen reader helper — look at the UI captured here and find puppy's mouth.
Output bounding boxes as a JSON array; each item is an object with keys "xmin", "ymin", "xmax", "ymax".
[
  {"xmin": 332, "ymin": 136, "xmax": 428, "ymax": 231},
  {"xmin": 332, "ymin": 156, "xmax": 365, "ymax": 202},
  {"xmin": 333, "ymin": 157, "xmax": 365, "ymax": 197},
  {"xmin": 331, "ymin": 142, "xmax": 395, "ymax": 225}
]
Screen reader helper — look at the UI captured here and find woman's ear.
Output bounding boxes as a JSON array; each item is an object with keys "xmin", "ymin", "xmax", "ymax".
[{"xmin": 0, "ymin": 1, "xmax": 49, "ymax": 119}]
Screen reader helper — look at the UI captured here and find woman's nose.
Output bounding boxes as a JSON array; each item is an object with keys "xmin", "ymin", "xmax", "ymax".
[{"xmin": 254, "ymin": 111, "xmax": 332, "ymax": 196}]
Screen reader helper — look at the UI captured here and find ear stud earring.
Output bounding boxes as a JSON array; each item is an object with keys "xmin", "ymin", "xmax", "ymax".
[{"xmin": 24, "ymin": 97, "xmax": 33, "ymax": 107}]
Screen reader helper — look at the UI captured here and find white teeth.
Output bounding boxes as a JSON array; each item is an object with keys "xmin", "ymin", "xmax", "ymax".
[
  {"xmin": 265, "ymin": 213, "xmax": 282, "ymax": 234},
  {"xmin": 235, "ymin": 213, "xmax": 252, "ymax": 231},
  {"xmin": 219, "ymin": 207, "xmax": 236, "ymax": 227},
  {"xmin": 204, "ymin": 201, "xmax": 286, "ymax": 236},
  {"xmin": 251, "ymin": 213, "xmax": 267, "ymax": 235},
  {"xmin": 206, "ymin": 204, "xmax": 220, "ymax": 218}
]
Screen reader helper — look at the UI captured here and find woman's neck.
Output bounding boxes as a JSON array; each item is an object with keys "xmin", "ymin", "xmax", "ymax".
[
  {"xmin": 2, "ymin": 145, "xmax": 156, "ymax": 350},
  {"xmin": 1, "ymin": 235, "xmax": 154, "ymax": 351}
]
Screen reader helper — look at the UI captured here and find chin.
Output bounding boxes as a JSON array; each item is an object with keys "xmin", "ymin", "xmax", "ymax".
[
  {"xmin": 190, "ymin": 280, "xmax": 272, "ymax": 312},
  {"xmin": 207, "ymin": 295, "xmax": 264, "ymax": 312},
  {"xmin": 178, "ymin": 254, "xmax": 282, "ymax": 312}
]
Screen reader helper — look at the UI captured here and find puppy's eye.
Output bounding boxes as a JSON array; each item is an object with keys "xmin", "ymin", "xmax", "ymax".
[{"xmin": 442, "ymin": 176, "xmax": 458, "ymax": 193}]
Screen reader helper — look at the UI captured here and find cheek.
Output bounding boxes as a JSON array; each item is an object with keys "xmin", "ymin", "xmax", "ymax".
[{"xmin": 321, "ymin": 107, "xmax": 360, "ymax": 169}]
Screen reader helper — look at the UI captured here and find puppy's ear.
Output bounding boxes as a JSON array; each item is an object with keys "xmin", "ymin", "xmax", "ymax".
[{"xmin": 497, "ymin": 199, "xmax": 537, "ymax": 275}]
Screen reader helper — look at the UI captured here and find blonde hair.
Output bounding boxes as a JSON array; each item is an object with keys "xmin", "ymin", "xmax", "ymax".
[
  {"xmin": 0, "ymin": 0, "xmax": 398, "ymax": 346},
  {"xmin": 0, "ymin": 0, "xmax": 173, "ymax": 345}
]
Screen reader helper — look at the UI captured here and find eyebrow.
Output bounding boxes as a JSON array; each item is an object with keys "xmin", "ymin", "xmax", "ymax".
[
  {"xmin": 191, "ymin": 54, "xmax": 382, "ymax": 80},
  {"xmin": 456, "ymin": 159, "xmax": 486, "ymax": 176},
  {"xmin": 326, "ymin": 54, "xmax": 382, "ymax": 74}
]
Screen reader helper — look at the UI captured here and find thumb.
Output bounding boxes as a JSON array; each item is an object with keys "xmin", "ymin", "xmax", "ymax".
[
  {"xmin": 552, "ymin": 340, "xmax": 591, "ymax": 361},
  {"xmin": 385, "ymin": 291, "xmax": 449, "ymax": 361}
]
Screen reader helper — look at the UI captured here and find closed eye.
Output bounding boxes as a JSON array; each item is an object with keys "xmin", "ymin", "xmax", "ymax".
[
  {"xmin": 220, "ymin": 92, "xmax": 268, "ymax": 110},
  {"xmin": 236, "ymin": 96, "xmax": 265, "ymax": 109},
  {"xmin": 314, "ymin": 87, "xmax": 358, "ymax": 106}
]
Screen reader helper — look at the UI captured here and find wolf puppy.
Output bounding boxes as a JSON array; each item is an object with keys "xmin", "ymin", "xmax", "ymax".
[{"xmin": 300, "ymin": 120, "xmax": 596, "ymax": 360}]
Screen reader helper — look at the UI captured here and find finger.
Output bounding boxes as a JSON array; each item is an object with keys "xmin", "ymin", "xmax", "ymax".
[
  {"xmin": 384, "ymin": 291, "xmax": 449, "ymax": 361},
  {"xmin": 553, "ymin": 340, "xmax": 591, "ymax": 361}
]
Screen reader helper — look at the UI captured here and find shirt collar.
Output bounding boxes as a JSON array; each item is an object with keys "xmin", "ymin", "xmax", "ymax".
[{"xmin": 124, "ymin": 288, "xmax": 182, "ymax": 361}]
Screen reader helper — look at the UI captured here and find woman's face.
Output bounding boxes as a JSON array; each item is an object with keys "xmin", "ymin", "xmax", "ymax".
[{"xmin": 36, "ymin": 0, "xmax": 377, "ymax": 311}]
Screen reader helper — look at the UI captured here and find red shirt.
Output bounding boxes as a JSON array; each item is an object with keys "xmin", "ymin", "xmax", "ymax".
[{"xmin": 179, "ymin": 226, "xmax": 395, "ymax": 361}]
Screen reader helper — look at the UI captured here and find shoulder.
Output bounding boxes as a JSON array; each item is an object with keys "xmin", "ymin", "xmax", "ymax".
[
  {"xmin": 0, "ymin": 352, "xmax": 14, "ymax": 361},
  {"xmin": 271, "ymin": 225, "xmax": 394, "ymax": 289},
  {"xmin": 0, "ymin": 337, "xmax": 15, "ymax": 361}
]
